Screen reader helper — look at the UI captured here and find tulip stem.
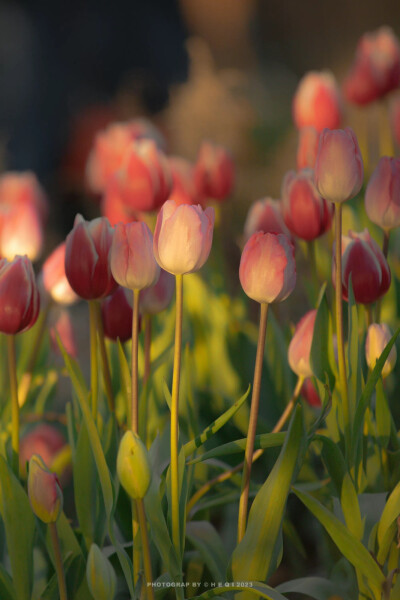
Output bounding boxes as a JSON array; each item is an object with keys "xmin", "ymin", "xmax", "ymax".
[
  {"xmin": 94, "ymin": 301, "xmax": 115, "ymax": 413},
  {"xmin": 237, "ymin": 301, "xmax": 269, "ymax": 543},
  {"xmin": 88, "ymin": 301, "xmax": 99, "ymax": 421},
  {"xmin": 171, "ymin": 274, "xmax": 183, "ymax": 556},
  {"xmin": 334, "ymin": 203, "xmax": 350, "ymax": 454},
  {"xmin": 187, "ymin": 375, "xmax": 303, "ymax": 515},
  {"xmin": 8, "ymin": 335, "xmax": 19, "ymax": 476},
  {"xmin": 365, "ymin": 304, "xmax": 373, "ymax": 329},
  {"xmin": 131, "ymin": 289, "xmax": 140, "ymax": 433},
  {"xmin": 143, "ymin": 314, "xmax": 152, "ymax": 385},
  {"xmin": 136, "ymin": 498, "xmax": 155, "ymax": 600},
  {"xmin": 131, "ymin": 499, "xmax": 141, "ymax": 588},
  {"xmin": 49, "ymin": 521, "xmax": 68, "ymax": 600}
]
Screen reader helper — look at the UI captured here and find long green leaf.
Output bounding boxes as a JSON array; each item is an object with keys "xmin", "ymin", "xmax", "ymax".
[
  {"xmin": 184, "ymin": 386, "xmax": 250, "ymax": 457},
  {"xmin": 347, "ymin": 278, "xmax": 361, "ymax": 418},
  {"xmin": 0, "ymin": 562, "xmax": 16, "ymax": 600},
  {"xmin": 313, "ymin": 435, "xmax": 347, "ymax": 496},
  {"xmin": 310, "ymin": 288, "xmax": 335, "ymax": 390},
  {"xmin": 293, "ymin": 487, "xmax": 385, "ymax": 587},
  {"xmin": 188, "ymin": 432, "xmax": 285, "ymax": 465},
  {"xmin": 277, "ymin": 576, "xmax": 346, "ymax": 599},
  {"xmin": 186, "ymin": 521, "xmax": 228, "ymax": 582},
  {"xmin": 192, "ymin": 582, "xmax": 288, "ymax": 600},
  {"xmin": 377, "ymin": 480, "xmax": 400, "ymax": 558},
  {"xmin": 341, "ymin": 473, "xmax": 363, "ymax": 540}
]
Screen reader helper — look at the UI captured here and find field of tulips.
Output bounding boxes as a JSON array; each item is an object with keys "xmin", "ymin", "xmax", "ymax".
[{"xmin": 2, "ymin": 22, "xmax": 400, "ymax": 600}]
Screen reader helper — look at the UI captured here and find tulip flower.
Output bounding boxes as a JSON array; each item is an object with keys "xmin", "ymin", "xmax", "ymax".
[
  {"xmin": 301, "ymin": 378, "xmax": 321, "ymax": 408},
  {"xmin": 20, "ymin": 424, "xmax": 66, "ymax": 478},
  {"xmin": 239, "ymin": 232, "xmax": 296, "ymax": 305},
  {"xmin": 292, "ymin": 71, "xmax": 342, "ymax": 132},
  {"xmin": 154, "ymin": 200, "xmax": 215, "ymax": 275},
  {"xmin": 116, "ymin": 139, "xmax": 172, "ymax": 212},
  {"xmin": 194, "ymin": 141, "xmax": 234, "ymax": 201},
  {"xmin": 87, "ymin": 544, "xmax": 117, "ymax": 600},
  {"xmin": 0, "ymin": 201, "xmax": 43, "ymax": 261},
  {"xmin": 0, "ymin": 255, "xmax": 40, "ymax": 335},
  {"xmin": 117, "ymin": 431, "xmax": 151, "ymax": 500},
  {"xmin": 366, "ymin": 323, "xmax": 397, "ymax": 378},
  {"xmin": 41, "ymin": 243, "xmax": 79, "ymax": 305},
  {"xmin": 65, "ymin": 214, "xmax": 116, "ymax": 300},
  {"xmin": 288, "ymin": 309, "xmax": 317, "ymax": 378},
  {"xmin": 110, "ymin": 221, "xmax": 159, "ymax": 291},
  {"xmin": 282, "ymin": 169, "xmax": 333, "ymax": 241},
  {"xmin": 0, "ymin": 171, "xmax": 48, "ymax": 221},
  {"xmin": 297, "ymin": 127, "xmax": 320, "ymax": 170},
  {"xmin": 243, "ymin": 198, "xmax": 291, "ymax": 242},
  {"xmin": 314, "ymin": 128, "xmax": 364, "ymax": 204},
  {"xmin": 343, "ymin": 27, "xmax": 400, "ymax": 106},
  {"xmin": 139, "ymin": 269, "xmax": 175, "ymax": 315},
  {"xmin": 334, "ymin": 229, "xmax": 391, "ymax": 305},
  {"xmin": 101, "ymin": 286, "xmax": 134, "ymax": 343},
  {"xmin": 101, "ymin": 180, "xmax": 136, "ymax": 226},
  {"xmin": 169, "ymin": 156, "xmax": 203, "ymax": 206},
  {"xmin": 365, "ymin": 156, "xmax": 400, "ymax": 231},
  {"xmin": 28, "ymin": 454, "xmax": 63, "ymax": 523}
]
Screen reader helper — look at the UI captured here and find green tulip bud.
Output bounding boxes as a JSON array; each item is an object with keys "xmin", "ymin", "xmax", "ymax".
[
  {"xmin": 28, "ymin": 454, "xmax": 63, "ymax": 523},
  {"xmin": 86, "ymin": 544, "xmax": 116, "ymax": 600},
  {"xmin": 116, "ymin": 431, "xmax": 151, "ymax": 499}
]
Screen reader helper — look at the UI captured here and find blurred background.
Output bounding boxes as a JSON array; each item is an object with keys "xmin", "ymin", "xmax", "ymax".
[{"xmin": 0, "ymin": 0, "xmax": 399, "ymax": 237}]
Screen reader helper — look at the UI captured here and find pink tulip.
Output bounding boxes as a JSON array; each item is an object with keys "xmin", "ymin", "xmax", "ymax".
[
  {"xmin": 49, "ymin": 308, "xmax": 78, "ymax": 358},
  {"xmin": 101, "ymin": 180, "xmax": 136, "ymax": 226},
  {"xmin": 28, "ymin": 455, "xmax": 63, "ymax": 523},
  {"xmin": 0, "ymin": 255, "xmax": 40, "ymax": 334},
  {"xmin": 20, "ymin": 424, "xmax": 65, "ymax": 477},
  {"xmin": 110, "ymin": 221, "xmax": 159, "ymax": 290},
  {"xmin": 139, "ymin": 269, "xmax": 175, "ymax": 315},
  {"xmin": 301, "ymin": 378, "xmax": 321, "ymax": 407},
  {"xmin": 288, "ymin": 309, "xmax": 317, "ymax": 378},
  {"xmin": 243, "ymin": 198, "xmax": 292, "ymax": 242},
  {"xmin": 334, "ymin": 229, "xmax": 391, "ymax": 304},
  {"xmin": 292, "ymin": 71, "xmax": 342, "ymax": 132},
  {"xmin": 239, "ymin": 232, "xmax": 296, "ymax": 304},
  {"xmin": 365, "ymin": 322, "xmax": 397, "ymax": 378},
  {"xmin": 0, "ymin": 172, "xmax": 48, "ymax": 221},
  {"xmin": 365, "ymin": 156, "xmax": 400, "ymax": 230},
  {"xmin": 194, "ymin": 142, "xmax": 234, "ymax": 201},
  {"xmin": 65, "ymin": 214, "xmax": 116, "ymax": 300},
  {"xmin": 101, "ymin": 286, "xmax": 134, "ymax": 343},
  {"xmin": 0, "ymin": 201, "xmax": 43, "ymax": 261},
  {"xmin": 282, "ymin": 169, "xmax": 333, "ymax": 240},
  {"xmin": 153, "ymin": 200, "xmax": 215, "ymax": 275},
  {"xmin": 314, "ymin": 128, "xmax": 364, "ymax": 204},
  {"xmin": 41, "ymin": 243, "xmax": 78, "ymax": 305},
  {"xmin": 169, "ymin": 157, "xmax": 203, "ymax": 206},
  {"xmin": 116, "ymin": 139, "xmax": 172, "ymax": 212},
  {"xmin": 343, "ymin": 27, "xmax": 400, "ymax": 106},
  {"xmin": 297, "ymin": 127, "xmax": 320, "ymax": 170}
]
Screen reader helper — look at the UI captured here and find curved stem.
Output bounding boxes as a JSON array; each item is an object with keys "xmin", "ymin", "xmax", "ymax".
[
  {"xmin": 136, "ymin": 498, "xmax": 155, "ymax": 600},
  {"xmin": 8, "ymin": 335, "xmax": 19, "ymax": 476},
  {"xmin": 94, "ymin": 301, "xmax": 115, "ymax": 412},
  {"xmin": 334, "ymin": 203, "xmax": 350, "ymax": 452},
  {"xmin": 171, "ymin": 274, "xmax": 183, "ymax": 555},
  {"xmin": 88, "ymin": 301, "xmax": 99, "ymax": 421},
  {"xmin": 237, "ymin": 302, "xmax": 269, "ymax": 543},
  {"xmin": 187, "ymin": 375, "xmax": 303, "ymax": 516},
  {"xmin": 49, "ymin": 521, "xmax": 68, "ymax": 600},
  {"xmin": 131, "ymin": 289, "xmax": 140, "ymax": 433}
]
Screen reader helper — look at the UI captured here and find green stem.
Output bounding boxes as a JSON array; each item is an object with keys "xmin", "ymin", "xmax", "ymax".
[
  {"xmin": 143, "ymin": 314, "xmax": 152, "ymax": 385},
  {"xmin": 334, "ymin": 203, "xmax": 350, "ymax": 453},
  {"xmin": 8, "ymin": 335, "xmax": 19, "ymax": 476},
  {"xmin": 131, "ymin": 499, "xmax": 141, "ymax": 588},
  {"xmin": 136, "ymin": 498, "xmax": 155, "ymax": 600},
  {"xmin": 308, "ymin": 240, "xmax": 318, "ymax": 284},
  {"xmin": 365, "ymin": 304, "xmax": 373, "ymax": 329},
  {"xmin": 49, "ymin": 521, "xmax": 68, "ymax": 600},
  {"xmin": 131, "ymin": 289, "xmax": 140, "ymax": 433},
  {"xmin": 94, "ymin": 301, "xmax": 115, "ymax": 412},
  {"xmin": 88, "ymin": 301, "xmax": 99, "ymax": 420},
  {"xmin": 140, "ymin": 314, "xmax": 152, "ymax": 445},
  {"xmin": 237, "ymin": 302, "xmax": 269, "ymax": 543},
  {"xmin": 171, "ymin": 274, "xmax": 183, "ymax": 555}
]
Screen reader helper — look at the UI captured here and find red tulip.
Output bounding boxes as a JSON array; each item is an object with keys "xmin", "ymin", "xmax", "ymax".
[
  {"xmin": 239, "ymin": 232, "xmax": 296, "ymax": 304},
  {"xmin": 169, "ymin": 157, "xmax": 203, "ymax": 206},
  {"xmin": 139, "ymin": 269, "xmax": 175, "ymax": 315},
  {"xmin": 365, "ymin": 156, "xmax": 400, "ymax": 231},
  {"xmin": 297, "ymin": 127, "xmax": 320, "ymax": 170},
  {"xmin": 334, "ymin": 229, "xmax": 391, "ymax": 304},
  {"xmin": 243, "ymin": 198, "xmax": 291, "ymax": 242},
  {"xmin": 314, "ymin": 128, "xmax": 364, "ymax": 204},
  {"xmin": 194, "ymin": 141, "xmax": 234, "ymax": 201},
  {"xmin": 65, "ymin": 214, "xmax": 116, "ymax": 300},
  {"xmin": 41, "ymin": 243, "xmax": 78, "ymax": 305},
  {"xmin": 292, "ymin": 71, "xmax": 342, "ymax": 132},
  {"xmin": 20, "ymin": 424, "xmax": 65, "ymax": 477},
  {"xmin": 0, "ymin": 255, "xmax": 40, "ymax": 334},
  {"xmin": 101, "ymin": 286, "xmax": 134, "ymax": 343},
  {"xmin": 288, "ymin": 309, "xmax": 317, "ymax": 378},
  {"xmin": 282, "ymin": 169, "xmax": 333, "ymax": 240},
  {"xmin": 100, "ymin": 180, "xmax": 136, "ymax": 226}
]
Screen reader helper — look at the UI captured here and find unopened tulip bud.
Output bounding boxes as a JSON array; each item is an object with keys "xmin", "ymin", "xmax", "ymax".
[
  {"xmin": 28, "ymin": 455, "xmax": 63, "ymax": 523},
  {"xmin": 87, "ymin": 544, "xmax": 116, "ymax": 600},
  {"xmin": 0, "ymin": 255, "xmax": 40, "ymax": 334},
  {"xmin": 110, "ymin": 221, "xmax": 159, "ymax": 290},
  {"xmin": 139, "ymin": 269, "xmax": 174, "ymax": 315},
  {"xmin": 239, "ymin": 232, "xmax": 296, "ymax": 304},
  {"xmin": 297, "ymin": 127, "xmax": 320, "ymax": 170},
  {"xmin": 365, "ymin": 157, "xmax": 400, "ymax": 231},
  {"xmin": 101, "ymin": 286, "xmax": 134, "ymax": 343},
  {"xmin": 366, "ymin": 323, "xmax": 397, "ymax": 378},
  {"xmin": 292, "ymin": 71, "xmax": 342, "ymax": 132},
  {"xmin": 243, "ymin": 198, "xmax": 291, "ymax": 242},
  {"xmin": 314, "ymin": 128, "xmax": 364, "ymax": 204},
  {"xmin": 288, "ymin": 309, "xmax": 317, "ymax": 378},
  {"xmin": 41, "ymin": 243, "xmax": 78, "ymax": 305},
  {"xmin": 153, "ymin": 200, "xmax": 215, "ymax": 275},
  {"xmin": 194, "ymin": 141, "xmax": 234, "ymax": 201},
  {"xmin": 116, "ymin": 431, "xmax": 151, "ymax": 500}
]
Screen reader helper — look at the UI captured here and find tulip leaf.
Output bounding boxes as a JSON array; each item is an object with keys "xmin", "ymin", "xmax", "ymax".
[
  {"xmin": 347, "ymin": 277, "xmax": 362, "ymax": 417},
  {"xmin": 377, "ymin": 479, "xmax": 400, "ymax": 564},
  {"xmin": 340, "ymin": 473, "xmax": 363, "ymax": 540},
  {"xmin": 277, "ymin": 576, "xmax": 347, "ymax": 599},
  {"xmin": 313, "ymin": 434, "xmax": 347, "ymax": 496},
  {"xmin": 117, "ymin": 339, "xmax": 131, "ymax": 423},
  {"xmin": 293, "ymin": 487, "xmax": 385, "ymax": 587},
  {"xmin": 0, "ymin": 455, "xmax": 35, "ymax": 600},
  {"xmin": 375, "ymin": 378, "xmax": 391, "ymax": 449},
  {"xmin": 184, "ymin": 385, "xmax": 250, "ymax": 457},
  {"xmin": 186, "ymin": 521, "xmax": 228, "ymax": 582},
  {"xmin": 192, "ymin": 582, "xmax": 288, "ymax": 600},
  {"xmin": 188, "ymin": 432, "xmax": 285, "ymax": 464},
  {"xmin": 230, "ymin": 406, "xmax": 306, "ymax": 587},
  {"xmin": 0, "ymin": 563, "xmax": 16, "ymax": 600},
  {"xmin": 310, "ymin": 289, "xmax": 335, "ymax": 390}
]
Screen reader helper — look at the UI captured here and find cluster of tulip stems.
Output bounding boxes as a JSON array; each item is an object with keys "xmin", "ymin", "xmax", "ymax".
[{"xmin": 2, "ymin": 23, "xmax": 400, "ymax": 600}]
